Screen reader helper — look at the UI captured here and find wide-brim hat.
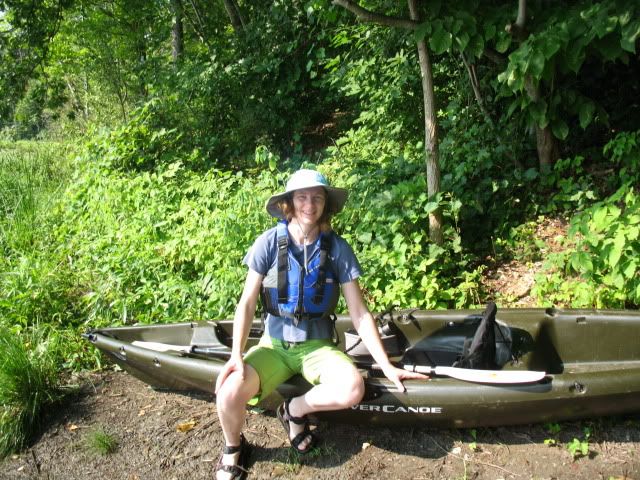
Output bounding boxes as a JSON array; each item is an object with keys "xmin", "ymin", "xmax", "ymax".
[{"xmin": 266, "ymin": 169, "xmax": 348, "ymax": 219}]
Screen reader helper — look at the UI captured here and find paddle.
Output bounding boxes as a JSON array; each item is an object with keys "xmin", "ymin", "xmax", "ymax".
[
  {"xmin": 365, "ymin": 363, "xmax": 546, "ymax": 384},
  {"xmin": 132, "ymin": 340, "xmax": 546, "ymax": 384}
]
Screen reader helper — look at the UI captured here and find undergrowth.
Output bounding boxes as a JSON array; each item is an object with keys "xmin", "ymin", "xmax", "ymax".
[{"xmin": 0, "ymin": 325, "xmax": 69, "ymax": 458}]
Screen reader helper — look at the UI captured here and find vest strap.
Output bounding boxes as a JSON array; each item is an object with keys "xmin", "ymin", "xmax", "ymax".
[
  {"xmin": 312, "ymin": 233, "xmax": 331, "ymax": 304},
  {"xmin": 276, "ymin": 224, "xmax": 289, "ymax": 303}
]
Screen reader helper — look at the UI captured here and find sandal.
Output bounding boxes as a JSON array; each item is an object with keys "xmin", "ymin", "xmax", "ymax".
[
  {"xmin": 216, "ymin": 433, "xmax": 250, "ymax": 480},
  {"xmin": 276, "ymin": 398, "xmax": 317, "ymax": 454}
]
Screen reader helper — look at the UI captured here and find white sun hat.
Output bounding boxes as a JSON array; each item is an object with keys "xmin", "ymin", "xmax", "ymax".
[{"xmin": 265, "ymin": 169, "xmax": 348, "ymax": 219}]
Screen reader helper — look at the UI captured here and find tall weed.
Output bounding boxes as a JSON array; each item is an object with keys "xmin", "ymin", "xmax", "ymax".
[{"xmin": 0, "ymin": 325, "xmax": 68, "ymax": 457}]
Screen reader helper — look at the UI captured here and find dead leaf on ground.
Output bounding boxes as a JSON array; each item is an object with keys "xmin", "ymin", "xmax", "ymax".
[{"xmin": 176, "ymin": 420, "xmax": 197, "ymax": 433}]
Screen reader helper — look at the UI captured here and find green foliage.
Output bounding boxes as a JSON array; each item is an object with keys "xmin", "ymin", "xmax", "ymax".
[
  {"xmin": 0, "ymin": 325, "xmax": 67, "ymax": 458},
  {"xmin": 84, "ymin": 426, "xmax": 119, "ymax": 456},
  {"xmin": 533, "ymin": 132, "xmax": 640, "ymax": 307},
  {"xmin": 497, "ymin": 0, "xmax": 639, "ymax": 141},
  {"xmin": 566, "ymin": 427, "xmax": 591, "ymax": 460},
  {"xmin": 325, "ymin": 128, "xmax": 484, "ymax": 310},
  {"xmin": 55, "ymin": 151, "xmax": 283, "ymax": 326},
  {"xmin": 533, "ymin": 185, "xmax": 640, "ymax": 307}
]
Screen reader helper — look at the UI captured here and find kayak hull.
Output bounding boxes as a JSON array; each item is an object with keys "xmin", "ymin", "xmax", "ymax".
[{"xmin": 85, "ymin": 307, "xmax": 640, "ymax": 427}]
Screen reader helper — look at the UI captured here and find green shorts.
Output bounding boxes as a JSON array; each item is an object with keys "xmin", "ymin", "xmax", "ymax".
[{"xmin": 244, "ymin": 337, "xmax": 355, "ymax": 405}]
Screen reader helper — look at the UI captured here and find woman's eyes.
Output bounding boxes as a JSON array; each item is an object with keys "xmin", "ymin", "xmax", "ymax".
[{"xmin": 295, "ymin": 195, "xmax": 325, "ymax": 203}]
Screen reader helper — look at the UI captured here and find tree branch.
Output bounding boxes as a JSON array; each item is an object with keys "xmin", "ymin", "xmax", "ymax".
[
  {"xmin": 332, "ymin": 0, "xmax": 418, "ymax": 30},
  {"xmin": 516, "ymin": 0, "xmax": 527, "ymax": 29},
  {"xmin": 506, "ymin": 0, "xmax": 528, "ymax": 41}
]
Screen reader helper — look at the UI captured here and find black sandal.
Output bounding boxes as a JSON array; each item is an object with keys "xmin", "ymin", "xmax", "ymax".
[
  {"xmin": 216, "ymin": 433, "xmax": 250, "ymax": 480},
  {"xmin": 276, "ymin": 398, "xmax": 317, "ymax": 454}
]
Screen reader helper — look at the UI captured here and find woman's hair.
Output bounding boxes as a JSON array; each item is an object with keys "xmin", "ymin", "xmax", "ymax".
[{"xmin": 277, "ymin": 189, "xmax": 334, "ymax": 232}]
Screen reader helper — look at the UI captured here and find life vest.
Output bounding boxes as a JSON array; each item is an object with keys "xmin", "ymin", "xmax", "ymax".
[{"xmin": 260, "ymin": 221, "xmax": 339, "ymax": 325}]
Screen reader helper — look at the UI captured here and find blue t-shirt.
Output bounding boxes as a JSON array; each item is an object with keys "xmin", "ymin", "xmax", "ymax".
[{"xmin": 243, "ymin": 225, "xmax": 363, "ymax": 342}]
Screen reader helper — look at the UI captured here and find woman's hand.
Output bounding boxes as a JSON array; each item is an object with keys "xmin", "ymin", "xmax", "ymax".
[
  {"xmin": 379, "ymin": 363, "xmax": 429, "ymax": 392},
  {"xmin": 215, "ymin": 355, "xmax": 245, "ymax": 394}
]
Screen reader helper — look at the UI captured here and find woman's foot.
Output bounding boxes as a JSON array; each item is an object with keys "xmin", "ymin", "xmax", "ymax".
[
  {"xmin": 276, "ymin": 398, "xmax": 316, "ymax": 454},
  {"xmin": 216, "ymin": 434, "xmax": 250, "ymax": 480}
]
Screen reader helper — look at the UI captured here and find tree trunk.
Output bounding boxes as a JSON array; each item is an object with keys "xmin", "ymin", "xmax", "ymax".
[
  {"xmin": 171, "ymin": 0, "xmax": 184, "ymax": 66},
  {"xmin": 408, "ymin": 0, "xmax": 443, "ymax": 245},
  {"xmin": 511, "ymin": 0, "xmax": 559, "ymax": 168},
  {"xmin": 223, "ymin": 0, "xmax": 245, "ymax": 34}
]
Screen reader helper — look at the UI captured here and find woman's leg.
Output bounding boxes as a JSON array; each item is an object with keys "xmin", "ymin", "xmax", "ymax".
[
  {"xmin": 286, "ymin": 347, "xmax": 365, "ymax": 449},
  {"xmin": 215, "ymin": 365, "xmax": 260, "ymax": 480}
]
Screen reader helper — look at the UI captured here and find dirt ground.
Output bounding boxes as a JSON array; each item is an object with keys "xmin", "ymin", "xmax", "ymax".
[
  {"xmin": 0, "ymin": 370, "xmax": 638, "ymax": 480},
  {"xmin": 2, "ymin": 217, "xmax": 639, "ymax": 480}
]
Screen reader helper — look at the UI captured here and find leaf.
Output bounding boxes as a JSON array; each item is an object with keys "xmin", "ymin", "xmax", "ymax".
[
  {"xmin": 621, "ymin": 19, "xmax": 640, "ymax": 53},
  {"xmin": 424, "ymin": 201, "xmax": 439, "ymax": 214},
  {"xmin": 414, "ymin": 21, "xmax": 431, "ymax": 42},
  {"xmin": 526, "ymin": 50, "xmax": 546, "ymax": 78},
  {"xmin": 430, "ymin": 24, "xmax": 452, "ymax": 55},
  {"xmin": 551, "ymin": 118, "xmax": 569, "ymax": 140},
  {"xmin": 564, "ymin": 41, "xmax": 586, "ymax": 73},
  {"xmin": 608, "ymin": 232, "xmax": 626, "ymax": 267},
  {"xmin": 578, "ymin": 101, "xmax": 596, "ymax": 129},
  {"xmin": 591, "ymin": 206, "xmax": 610, "ymax": 232},
  {"xmin": 357, "ymin": 232, "xmax": 372, "ymax": 244},
  {"xmin": 176, "ymin": 420, "xmax": 196, "ymax": 433},
  {"xmin": 495, "ymin": 34, "xmax": 511, "ymax": 53},
  {"xmin": 456, "ymin": 32, "xmax": 470, "ymax": 51},
  {"xmin": 570, "ymin": 251, "xmax": 593, "ymax": 273},
  {"xmin": 539, "ymin": 35, "xmax": 562, "ymax": 60}
]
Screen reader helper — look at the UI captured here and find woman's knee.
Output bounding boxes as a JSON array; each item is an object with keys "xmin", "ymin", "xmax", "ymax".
[
  {"xmin": 331, "ymin": 371, "xmax": 365, "ymax": 407},
  {"xmin": 216, "ymin": 370, "xmax": 260, "ymax": 408}
]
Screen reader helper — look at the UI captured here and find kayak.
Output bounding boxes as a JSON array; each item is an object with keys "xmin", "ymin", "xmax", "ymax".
[{"xmin": 84, "ymin": 305, "xmax": 640, "ymax": 427}]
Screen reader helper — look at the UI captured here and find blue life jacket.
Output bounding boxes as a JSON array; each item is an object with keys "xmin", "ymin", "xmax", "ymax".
[{"xmin": 260, "ymin": 221, "xmax": 339, "ymax": 325}]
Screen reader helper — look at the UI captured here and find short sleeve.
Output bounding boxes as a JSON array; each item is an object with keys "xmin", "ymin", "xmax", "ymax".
[
  {"xmin": 243, "ymin": 227, "xmax": 277, "ymax": 275},
  {"xmin": 331, "ymin": 234, "xmax": 363, "ymax": 284}
]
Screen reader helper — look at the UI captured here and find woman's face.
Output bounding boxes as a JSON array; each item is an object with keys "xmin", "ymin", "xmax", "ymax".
[{"xmin": 291, "ymin": 187, "xmax": 326, "ymax": 228}]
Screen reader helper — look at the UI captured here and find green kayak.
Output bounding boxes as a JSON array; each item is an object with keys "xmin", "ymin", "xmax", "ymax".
[{"xmin": 85, "ymin": 305, "xmax": 640, "ymax": 427}]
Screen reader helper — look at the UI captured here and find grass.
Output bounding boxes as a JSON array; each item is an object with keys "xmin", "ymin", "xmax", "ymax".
[
  {"xmin": 0, "ymin": 142, "xmax": 72, "ymax": 254},
  {"xmin": 0, "ymin": 325, "xmax": 67, "ymax": 458},
  {"xmin": 84, "ymin": 426, "xmax": 119, "ymax": 455}
]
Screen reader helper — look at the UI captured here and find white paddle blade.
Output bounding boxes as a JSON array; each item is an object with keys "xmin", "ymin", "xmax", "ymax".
[{"xmin": 406, "ymin": 365, "xmax": 546, "ymax": 384}]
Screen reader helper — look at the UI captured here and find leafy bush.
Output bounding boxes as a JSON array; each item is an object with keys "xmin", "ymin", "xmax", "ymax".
[
  {"xmin": 533, "ymin": 185, "xmax": 639, "ymax": 308},
  {"xmin": 533, "ymin": 131, "xmax": 640, "ymax": 307},
  {"xmin": 325, "ymin": 127, "xmax": 484, "ymax": 309}
]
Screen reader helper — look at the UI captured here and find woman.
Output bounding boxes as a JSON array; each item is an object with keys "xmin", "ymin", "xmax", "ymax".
[{"xmin": 214, "ymin": 169, "xmax": 426, "ymax": 480}]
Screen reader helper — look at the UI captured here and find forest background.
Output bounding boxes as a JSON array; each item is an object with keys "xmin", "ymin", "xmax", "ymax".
[{"xmin": 0, "ymin": 0, "xmax": 639, "ymax": 461}]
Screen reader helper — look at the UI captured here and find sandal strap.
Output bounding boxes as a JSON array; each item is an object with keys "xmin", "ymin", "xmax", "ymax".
[
  {"xmin": 290, "ymin": 430, "xmax": 315, "ymax": 451},
  {"xmin": 223, "ymin": 444, "xmax": 241, "ymax": 454},
  {"xmin": 217, "ymin": 463, "xmax": 248, "ymax": 475},
  {"xmin": 284, "ymin": 398, "xmax": 307, "ymax": 425},
  {"xmin": 222, "ymin": 433, "xmax": 246, "ymax": 454}
]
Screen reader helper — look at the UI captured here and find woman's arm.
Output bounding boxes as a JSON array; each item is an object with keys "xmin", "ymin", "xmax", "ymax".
[{"xmin": 342, "ymin": 280, "xmax": 427, "ymax": 391}]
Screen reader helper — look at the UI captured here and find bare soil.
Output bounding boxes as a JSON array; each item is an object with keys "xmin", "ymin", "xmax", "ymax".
[
  {"xmin": 2, "ymin": 217, "xmax": 639, "ymax": 480},
  {"xmin": 1, "ymin": 371, "xmax": 638, "ymax": 480}
]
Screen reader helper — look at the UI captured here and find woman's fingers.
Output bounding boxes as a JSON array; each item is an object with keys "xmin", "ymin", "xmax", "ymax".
[{"xmin": 214, "ymin": 359, "xmax": 245, "ymax": 394}]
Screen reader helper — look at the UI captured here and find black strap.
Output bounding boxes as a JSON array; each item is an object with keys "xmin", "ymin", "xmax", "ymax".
[
  {"xmin": 277, "ymin": 231, "xmax": 288, "ymax": 303},
  {"xmin": 312, "ymin": 233, "xmax": 331, "ymax": 304}
]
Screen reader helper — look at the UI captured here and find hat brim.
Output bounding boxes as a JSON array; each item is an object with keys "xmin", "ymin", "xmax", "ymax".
[{"xmin": 266, "ymin": 186, "xmax": 348, "ymax": 219}]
